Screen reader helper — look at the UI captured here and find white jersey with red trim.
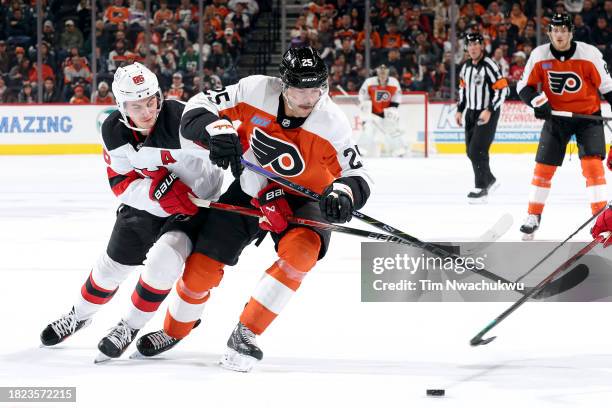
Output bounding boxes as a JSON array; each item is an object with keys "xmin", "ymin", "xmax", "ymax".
[
  {"xmin": 101, "ymin": 99, "xmax": 223, "ymax": 217},
  {"xmin": 357, "ymin": 76, "xmax": 402, "ymax": 115},
  {"xmin": 517, "ymin": 41, "xmax": 612, "ymax": 114},
  {"xmin": 182, "ymin": 75, "xmax": 372, "ymax": 201}
]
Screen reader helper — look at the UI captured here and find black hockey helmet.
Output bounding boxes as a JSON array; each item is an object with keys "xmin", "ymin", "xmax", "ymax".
[
  {"xmin": 279, "ymin": 47, "xmax": 328, "ymax": 89},
  {"xmin": 548, "ymin": 12, "xmax": 573, "ymax": 32},
  {"xmin": 465, "ymin": 31, "xmax": 484, "ymax": 45}
]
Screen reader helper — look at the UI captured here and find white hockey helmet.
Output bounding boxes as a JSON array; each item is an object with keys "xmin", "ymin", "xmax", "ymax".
[{"xmin": 112, "ymin": 62, "xmax": 163, "ymax": 131}]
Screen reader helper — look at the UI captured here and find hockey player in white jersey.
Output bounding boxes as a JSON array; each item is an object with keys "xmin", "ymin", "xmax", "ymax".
[
  {"xmin": 135, "ymin": 47, "xmax": 372, "ymax": 372},
  {"xmin": 39, "ymin": 62, "xmax": 223, "ymax": 362},
  {"xmin": 357, "ymin": 64, "xmax": 406, "ymax": 157}
]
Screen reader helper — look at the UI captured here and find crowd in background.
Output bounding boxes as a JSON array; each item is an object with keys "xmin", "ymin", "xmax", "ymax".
[
  {"xmin": 1, "ymin": 0, "xmax": 611, "ymax": 104},
  {"xmin": 0, "ymin": 0, "xmax": 259, "ymax": 103},
  {"xmin": 297, "ymin": 0, "xmax": 612, "ymax": 100}
]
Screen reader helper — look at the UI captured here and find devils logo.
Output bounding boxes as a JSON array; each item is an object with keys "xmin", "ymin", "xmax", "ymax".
[{"xmin": 251, "ymin": 128, "xmax": 305, "ymax": 177}]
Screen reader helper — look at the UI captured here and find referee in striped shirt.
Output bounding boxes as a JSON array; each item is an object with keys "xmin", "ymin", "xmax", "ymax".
[{"xmin": 455, "ymin": 32, "xmax": 508, "ymax": 203}]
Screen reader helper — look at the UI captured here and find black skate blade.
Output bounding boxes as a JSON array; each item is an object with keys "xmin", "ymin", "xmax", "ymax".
[{"xmin": 470, "ymin": 335, "xmax": 496, "ymax": 347}]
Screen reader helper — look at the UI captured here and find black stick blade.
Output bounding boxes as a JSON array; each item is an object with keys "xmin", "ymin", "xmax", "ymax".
[
  {"xmin": 470, "ymin": 335, "xmax": 496, "ymax": 347},
  {"xmin": 532, "ymin": 264, "xmax": 589, "ymax": 299}
]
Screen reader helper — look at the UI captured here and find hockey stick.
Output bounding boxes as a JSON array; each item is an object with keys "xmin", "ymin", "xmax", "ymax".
[
  {"xmin": 189, "ymin": 196, "xmax": 511, "ymax": 251},
  {"xmin": 514, "ymin": 204, "xmax": 608, "ymax": 283},
  {"xmin": 240, "ymin": 159, "xmax": 587, "ymax": 298},
  {"xmin": 189, "ymin": 196, "xmax": 417, "ymax": 244},
  {"xmin": 552, "ymin": 110, "xmax": 612, "ymax": 121},
  {"xmin": 470, "ymin": 234, "xmax": 608, "ymax": 347}
]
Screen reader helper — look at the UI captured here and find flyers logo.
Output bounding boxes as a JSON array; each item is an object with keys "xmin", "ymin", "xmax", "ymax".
[
  {"xmin": 547, "ymin": 71, "xmax": 582, "ymax": 94},
  {"xmin": 251, "ymin": 128, "xmax": 305, "ymax": 177},
  {"xmin": 132, "ymin": 74, "xmax": 145, "ymax": 85},
  {"xmin": 374, "ymin": 90, "xmax": 391, "ymax": 102}
]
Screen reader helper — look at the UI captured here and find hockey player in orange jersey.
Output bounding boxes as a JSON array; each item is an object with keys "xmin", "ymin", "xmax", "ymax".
[
  {"xmin": 516, "ymin": 13, "xmax": 612, "ymax": 240},
  {"xmin": 134, "ymin": 47, "xmax": 372, "ymax": 371}
]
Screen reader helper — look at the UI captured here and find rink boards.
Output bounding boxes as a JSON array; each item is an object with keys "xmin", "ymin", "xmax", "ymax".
[{"xmin": 0, "ymin": 102, "xmax": 609, "ymax": 155}]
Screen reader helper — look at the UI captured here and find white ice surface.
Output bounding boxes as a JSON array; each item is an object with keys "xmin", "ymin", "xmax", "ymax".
[{"xmin": 2, "ymin": 154, "xmax": 612, "ymax": 408}]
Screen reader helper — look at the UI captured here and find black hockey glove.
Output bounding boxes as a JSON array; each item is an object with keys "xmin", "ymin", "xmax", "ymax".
[
  {"xmin": 319, "ymin": 181, "xmax": 354, "ymax": 223},
  {"xmin": 205, "ymin": 118, "xmax": 244, "ymax": 178},
  {"xmin": 530, "ymin": 93, "xmax": 552, "ymax": 121}
]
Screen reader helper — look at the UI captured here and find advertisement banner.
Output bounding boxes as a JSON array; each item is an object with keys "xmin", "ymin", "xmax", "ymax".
[
  {"xmin": 0, "ymin": 104, "xmax": 116, "ymax": 154},
  {"xmin": 429, "ymin": 101, "xmax": 612, "ymax": 154}
]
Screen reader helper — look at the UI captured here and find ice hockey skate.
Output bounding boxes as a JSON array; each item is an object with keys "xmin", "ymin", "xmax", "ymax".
[
  {"xmin": 130, "ymin": 319, "xmax": 201, "ymax": 359},
  {"xmin": 94, "ymin": 319, "xmax": 139, "ymax": 363},
  {"xmin": 40, "ymin": 307, "xmax": 92, "ymax": 346},
  {"xmin": 520, "ymin": 214, "xmax": 541, "ymax": 241},
  {"xmin": 219, "ymin": 322, "xmax": 263, "ymax": 373},
  {"xmin": 468, "ymin": 178, "xmax": 499, "ymax": 204}
]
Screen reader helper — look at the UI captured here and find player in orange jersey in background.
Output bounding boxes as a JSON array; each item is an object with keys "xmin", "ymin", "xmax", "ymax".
[{"xmin": 516, "ymin": 13, "xmax": 612, "ymax": 240}]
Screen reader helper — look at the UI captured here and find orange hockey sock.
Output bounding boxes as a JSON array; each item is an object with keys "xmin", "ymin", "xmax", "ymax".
[
  {"xmin": 581, "ymin": 156, "xmax": 607, "ymax": 215},
  {"xmin": 164, "ymin": 253, "xmax": 225, "ymax": 339},
  {"xmin": 240, "ymin": 228, "xmax": 321, "ymax": 335},
  {"xmin": 528, "ymin": 163, "xmax": 557, "ymax": 215}
]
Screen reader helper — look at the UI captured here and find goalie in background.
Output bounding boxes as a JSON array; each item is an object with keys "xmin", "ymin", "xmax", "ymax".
[{"xmin": 357, "ymin": 64, "xmax": 406, "ymax": 157}]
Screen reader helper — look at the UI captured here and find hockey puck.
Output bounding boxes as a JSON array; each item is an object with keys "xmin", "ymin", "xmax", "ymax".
[{"xmin": 426, "ymin": 389, "xmax": 445, "ymax": 397}]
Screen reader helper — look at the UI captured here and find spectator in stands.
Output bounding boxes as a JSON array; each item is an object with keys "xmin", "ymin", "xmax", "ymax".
[
  {"xmin": 382, "ymin": 21, "xmax": 405, "ymax": 49},
  {"xmin": 604, "ymin": 0, "xmax": 612, "ymax": 26},
  {"xmin": 0, "ymin": 77, "xmax": 9, "ymax": 103},
  {"xmin": 129, "ymin": 0, "xmax": 148, "ymax": 28},
  {"xmin": 591, "ymin": 16, "xmax": 611, "ymax": 54},
  {"xmin": 581, "ymin": 0, "xmax": 598, "ymax": 27},
  {"xmin": 8, "ymin": 56, "xmax": 30, "ymax": 87},
  {"xmin": 208, "ymin": 41, "xmax": 231, "ymax": 72},
  {"xmin": 509, "ymin": 3, "xmax": 528, "ymax": 34},
  {"xmin": 104, "ymin": 0, "xmax": 129, "ymax": 28},
  {"xmin": 160, "ymin": 47, "xmax": 178, "ymax": 81},
  {"xmin": 355, "ymin": 22, "xmax": 381, "ymax": 52},
  {"xmin": 0, "ymin": 41, "xmax": 10, "ymax": 74},
  {"xmin": 6, "ymin": 6, "xmax": 32, "ymax": 47},
  {"xmin": 42, "ymin": 77, "xmax": 61, "ymax": 103},
  {"xmin": 107, "ymin": 39, "xmax": 131, "ymax": 73},
  {"xmin": 17, "ymin": 81, "xmax": 34, "ymax": 103},
  {"xmin": 64, "ymin": 56, "xmax": 92, "ymax": 97},
  {"xmin": 91, "ymin": 81, "xmax": 115, "ymax": 104},
  {"xmin": 69, "ymin": 84, "xmax": 90, "ymax": 104},
  {"xmin": 508, "ymin": 50, "xmax": 526, "ymax": 99},
  {"xmin": 59, "ymin": 20, "xmax": 84, "ymax": 54},
  {"xmin": 42, "ymin": 20, "xmax": 57, "ymax": 49},
  {"xmin": 226, "ymin": 2, "xmax": 250, "ymax": 36},
  {"xmin": 154, "ymin": 0, "xmax": 174, "ymax": 26},
  {"xmin": 221, "ymin": 27, "xmax": 241, "ymax": 59},
  {"xmin": 573, "ymin": 14, "xmax": 592, "ymax": 44},
  {"xmin": 202, "ymin": 61, "xmax": 222, "ymax": 90},
  {"xmin": 176, "ymin": 0, "xmax": 198, "ymax": 25},
  {"xmin": 492, "ymin": 47, "xmax": 510, "ymax": 77},
  {"xmin": 179, "ymin": 43, "xmax": 199, "ymax": 73},
  {"xmin": 461, "ymin": 0, "xmax": 486, "ymax": 16},
  {"xmin": 28, "ymin": 61, "xmax": 55, "ymax": 86},
  {"xmin": 382, "ymin": 48, "xmax": 404, "ymax": 76},
  {"xmin": 338, "ymin": 37, "xmax": 357, "ymax": 66},
  {"xmin": 487, "ymin": 1, "xmax": 504, "ymax": 26},
  {"xmin": 334, "ymin": 14, "xmax": 357, "ymax": 49},
  {"xmin": 167, "ymin": 72, "xmax": 189, "ymax": 101},
  {"xmin": 228, "ymin": 0, "xmax": 258, "ymax": 17}
]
